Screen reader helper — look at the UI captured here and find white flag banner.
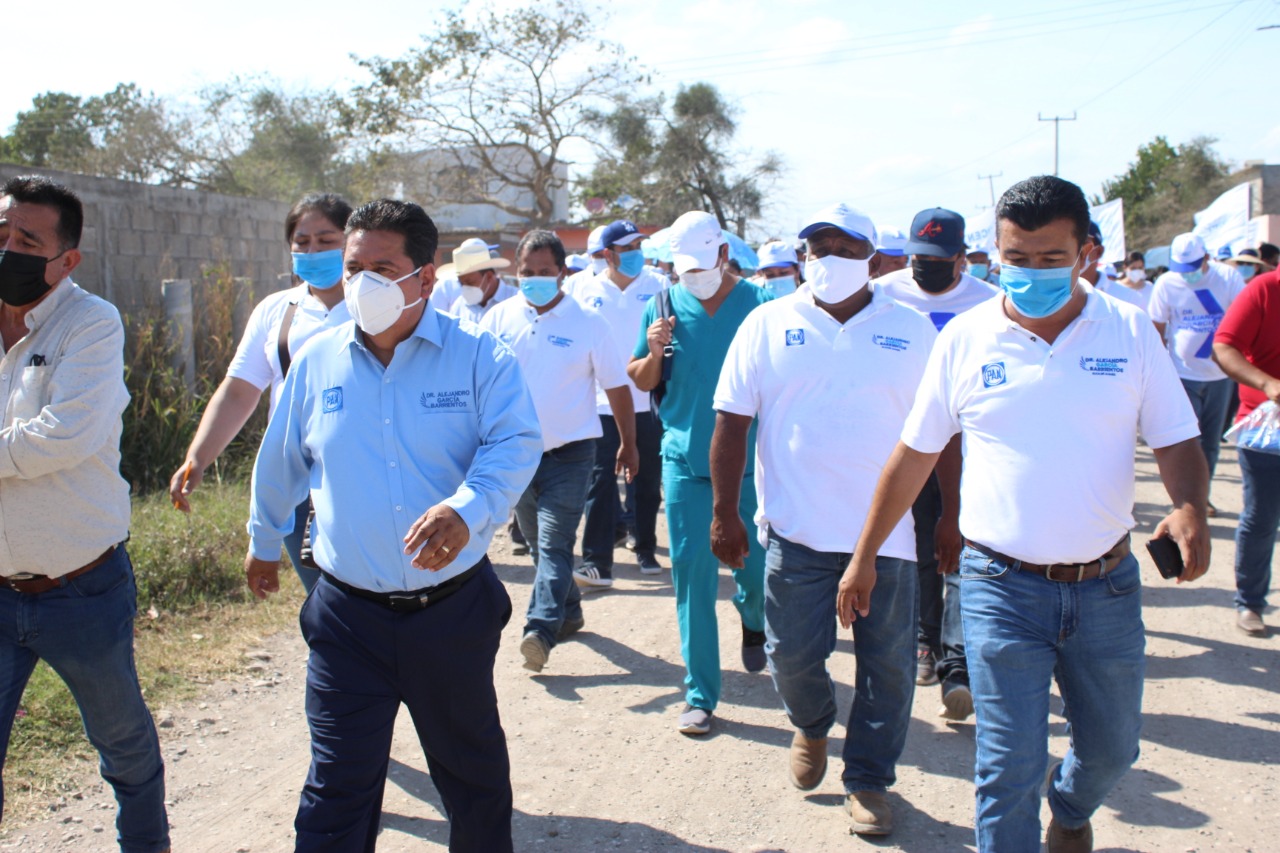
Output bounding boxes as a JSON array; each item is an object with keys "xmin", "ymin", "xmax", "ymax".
[
  {"xmin": 965, "ymin": 208, "xmax": 996, "ymax": 254},
  {"xmin": 1089, "ymin": 198, "xmax": 1126, "ymax": 264},
  {"xmin": 1193, "ymin": 183, "xmax": 1251, "ymax": 256}
]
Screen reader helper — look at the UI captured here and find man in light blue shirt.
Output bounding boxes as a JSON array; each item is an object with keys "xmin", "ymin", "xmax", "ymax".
[{"xmin": 245, "ymin": 199, "xmax": 541, "ymax": 852}]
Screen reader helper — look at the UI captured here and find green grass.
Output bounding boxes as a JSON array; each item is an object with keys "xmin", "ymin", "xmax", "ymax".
[{"xmin": 4, "ymin": 480, "xmax": 304, "ymax": 824}]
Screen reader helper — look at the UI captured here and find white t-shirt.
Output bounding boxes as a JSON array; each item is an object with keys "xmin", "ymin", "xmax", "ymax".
[
  {"xmin": 481, "ymin": 293, "xmax": 629, "ymax": 452},
  {"xmin": 448, "ymin": 281, "xmax": 517, "ymax": 324},
  {"xmin": 1099, "ymin": 278, "xmax": 1154, "ymax": 314},
  {"xmin": 226, "ymin": 285, "xmax": 351, "ymax": 416},
  {"xmin": 1148, "ymin": 266, "xmax": 1245, "ymax": 382},
  {"xmin": 901, "ymin": 289, "xmax": 1199, "ymax": 564},
  {"xmin": 714, "ymin": 284, "xmax": 937, "ymax": 557},
  {"xmin": 875, "ymin": 267, "xmax": 999, "ymax": 331},
  {"xmin": 567, "ymin": 266, "xmax": 668, "ymax": 415}
]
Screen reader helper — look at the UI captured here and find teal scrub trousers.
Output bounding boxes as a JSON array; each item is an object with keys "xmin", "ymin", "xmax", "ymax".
[{"xmin": 663, "ymin": 453, "xmax": 766, "ymax": 712}]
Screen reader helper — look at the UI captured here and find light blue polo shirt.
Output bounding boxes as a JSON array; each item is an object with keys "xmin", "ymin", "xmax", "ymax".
[{"xmin": 633, "ymin": 280, "xmax": 773, "ymax": 479}]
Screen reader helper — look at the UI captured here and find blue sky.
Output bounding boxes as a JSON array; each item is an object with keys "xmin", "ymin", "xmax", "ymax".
[{"xmin": 8, "ymin": 0, "xmax": 1278, "ymax": 246}]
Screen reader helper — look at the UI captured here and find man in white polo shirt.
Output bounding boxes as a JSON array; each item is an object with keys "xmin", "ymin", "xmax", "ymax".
[
  {"xmin": 712, "ymin": 203, "xmax": 937, "ymax": 837},
  {"xmin": 437, "ymin": 240, "xmax": 517, "ymax": 323},
  {"xmin": 837, "ymin": 176, "xmax": 1209, "ymax": 853},
  {"xmin": 1149, "ymin": 232, "xmax": 1246, "ymax": 511},
  {"xmin": 876, "ymin": 206, "xmax": 998, "ymax": 719},
  {"xmin": 571, "ymin": 219, "xmax": 668, "ymax": 587},
  {"xmin": 481, "ymin": 231, "xmax": 638, "ymax": 672},
  {"xmin": 564, "ymin": 225, "xmax": 608, "ymax": 293}
]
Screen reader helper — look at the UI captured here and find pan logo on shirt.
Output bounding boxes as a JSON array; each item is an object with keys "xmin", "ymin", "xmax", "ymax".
[
  {"xmin": 1079, "ymin": 356, "xmax": 1128, "ymax": 376},
  {"xmin": 785, "ymin": 329, "xmax": 805, "ymax": 346},
  {"xmin": 871, "ymin": 334, "xmax": 910, "ymax": 352},
  {"xmin": 420, "ymin": 390, "xmax": 473, "ymax": 412},
  {"xmin": 322, "ymin": 387, "xmax": 343, "ymax": 413},
  {"xmin": 547, "ymin": 335, "xmax": 574, "ymax": 348},
  {"xmin": 588, "ymin": 296, "xmax": 605, "ymax": 308},
  {"xmin": 981, "ymin": 362, "xmax": 1006, "ymax": 388},
  {"xmin": 637, "ymin": 293, "xmax": 655, "ymax": 302}
]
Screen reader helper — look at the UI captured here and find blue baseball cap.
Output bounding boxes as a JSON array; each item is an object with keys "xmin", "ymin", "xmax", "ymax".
[
  {"xmin": 1087, "ymin": 220, "xmax": 1103, "ymax": 245},
  {"xmin": 905, "ymin": 208, "xmax": 966, "ymax": 258},
  {"xmin": 600, "ymin": 220, "xmax": 644, "ymax": 249}
]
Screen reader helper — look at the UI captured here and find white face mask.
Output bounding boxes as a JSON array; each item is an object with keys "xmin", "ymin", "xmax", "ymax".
[
  {"xmin": 681, "ymin": 265, "xmax": 723, "ymax": 300},
  {"xmin": 460, "ymin": 284, "xmax": 486, "ymax": 306},
  {"xmin": 804, "ymin": 255, "xmax": 871, "ymax": 304},
  {"xmin": 589, "ymin": 256, "xmax": 607, "ymax": 275},
  {"xmin": 1126, "ymin": 267, "xmax": 1146, "ymax": 283},
  {"xmin": 345, "ymin": 267, "xmax": 423, "ymax": 336}
]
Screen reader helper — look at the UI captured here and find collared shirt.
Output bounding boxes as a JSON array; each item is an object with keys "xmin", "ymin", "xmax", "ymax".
[
  {"xmin": 1149, "ymin": 265, "xmax": 1245, "ymax": 382},
  {"xmin": 0, "ymin": 280, "xmax": 131, "ymax": 577},
  {"xmin": 901, "ymin": 289, "xmax": 1199, "ymax": 565},
  {"xmin": 875, "ymin": 268, "xmax": 999, "ymax": 331},
  {"xmin": 448, "ymin": 281, "xmax": 517, "ymax": 324},
  {"xmin": 248, "ymin": 309, "xmax": 542, "ymax": 592},
  {"xmin": 714, "ymin": 284, "xmax": 936, "ymax": 556},
  {"xmin": 567, "ymin": 266, "xmax": 667, "ymax": 415},
  {"xmin": 1099, "ymin": 278, "xmax": 1154, "ymax": 314},
  {"xmin": 481, "ymin": 293, "xmax": 628, "ymax": 451},
  {"xmin": 226, "ymin": 285, "xmax": 351, "ymax": 416},
  {"xmin": 632, "ymin": 280, "xmax": 774, "ymax": 479}
]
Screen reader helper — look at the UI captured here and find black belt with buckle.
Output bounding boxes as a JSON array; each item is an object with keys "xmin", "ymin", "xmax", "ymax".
[
  {"xmin": 320, "ymin": 560, "xmax": 484, "ymax": 612},
  {"xmin": 2, "ymin": 545, "xmax": 118, "ymax": 595},
  {"xmin": 964, "ymin": 536, "xmax": 1131, "ymax": 583}
]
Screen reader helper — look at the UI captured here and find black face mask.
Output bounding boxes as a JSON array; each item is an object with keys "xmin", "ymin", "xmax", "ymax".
[
  {"xmin": 0, "ymin": 249, "xmax": 59, "ymax": 306},
  {"xmin": 911, "ymin": 257, "xmax": 958, "ymax": 294}
]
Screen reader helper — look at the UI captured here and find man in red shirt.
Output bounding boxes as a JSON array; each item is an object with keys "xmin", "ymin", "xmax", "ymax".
[{"xmin": 1213, "ymin": 270, "xmax": 1280, "ymax": 636}]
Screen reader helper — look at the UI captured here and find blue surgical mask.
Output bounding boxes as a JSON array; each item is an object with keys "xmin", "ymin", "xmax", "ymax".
[
  {"xmin": 764, "ymin": 274, "xmax": 797, "ymax": 297},
  {"xmin": 968, "ymin": 263, "xmax": 989, "ymax": 281},
  {"xmin": 1183, "ymin": 268, "xmax": 1205, "ymax": 285},
  {"xmin": 616, "ymin": 249, "xmax": 645, "ymax": 277},
  {"xmin": 998, "ymin": 263, "xmax": 1078, "ymax": 319},
  {"xmin": 1239, "ymin": 264, "xmax": 1257, "ymax": 281},
  {"xmin": 292, "ymin": 249, "xmax": 344, "ymax": 289},
  {"xmin": 519, "ymin": 275, "xmax": 560, "ymax": 307}
]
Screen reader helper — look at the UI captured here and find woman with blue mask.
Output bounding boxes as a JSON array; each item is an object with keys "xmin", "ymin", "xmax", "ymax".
[{"xmin": 169, "ymin": 193, "xmax": 354, "ymax": 594}]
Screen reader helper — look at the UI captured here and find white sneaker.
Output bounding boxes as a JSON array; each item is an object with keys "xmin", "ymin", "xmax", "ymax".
[{"xmin": 573, "ymin": 565, "xmax": 613, "ymax": 590}]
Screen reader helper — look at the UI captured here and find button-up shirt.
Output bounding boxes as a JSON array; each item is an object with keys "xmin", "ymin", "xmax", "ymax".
[
  {"xmin": 248, "ymin": 308, "xmax": 542, "ymax": 592},
  {"xmin": 0, "ymin": 280, "xmax": 131, "ymax": 577}
]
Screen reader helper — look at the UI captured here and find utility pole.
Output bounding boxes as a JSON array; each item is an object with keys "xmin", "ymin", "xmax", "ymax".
[
  {"xmin": 978, "ymin": 171, "xmax": 1003, "ymax": 207},
  {"xmin": 1038, "ymin": 112, "xmax": 1077, "ymax": 176}
]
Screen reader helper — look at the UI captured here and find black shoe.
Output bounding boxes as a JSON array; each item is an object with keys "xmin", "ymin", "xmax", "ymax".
[
  {"xmin": 509, "ymin": 521, "xmax": 529, "ymax": 556},
  {"xmin": 637, "ymin": 551, "xmax": 662, "ymax": 575},
  {"xmin": 556, "ymin": 616, "xmax": 585, "ymax": 642},
  {"xmin": 742, "ymin": 626, "xmax": 767, "ymax": 673}
]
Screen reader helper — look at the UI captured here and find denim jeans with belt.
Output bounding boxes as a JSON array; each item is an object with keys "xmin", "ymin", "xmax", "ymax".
[
  {"xmin": 959, "ymin": 545, "xmax": 1144, "ymax": 852},
  {"xmin": 580, "ymin": 411, "xmax": 663, "ymax": 575},
  {"xmin": 763, "ymin": 532, "xmax": 917, "ymax": 794},
  {"xmin": 517, "ymin": 439, "xmax": 596, "ymax": 647},
  {"xmin": 0, "ymin": 546, "xmax": 169, "ymax": 853},
  {"xmin": 1235, "ymin": 446, "xmax": 1280, "ymax": 613}
]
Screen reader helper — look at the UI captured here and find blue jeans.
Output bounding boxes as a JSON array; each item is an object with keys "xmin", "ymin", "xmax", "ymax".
[
  {"xmin": 1180, "ymin": 377, "xmax": 1233, "ymax": 480},
  {"xmin": 960, "ymin": 546, "xmax": 1145, "ymax": 852},
  {"xmin": 763, "ymin": 532, "xmax": 917, "ymax": 793},
  {"xmin": 912, "ymin": 474, "xmax": 968, "ymax": 685},
  {"xmin": 581, "ymin": 412, "xmax": 663, "ymax": 575},
  {"xmin": 1236, "ymin": 447, "xmax": 1280, "ymax": 613},
  {"xmin": 517, "ymin": 440, "xmax": 595, "ymax": 647},
  {"xmin": 0, "ymin": 546, "xmax": 169, "ymax": 852},
  {"xmin": 284, "ymin": 498, "xmax": 320, "ymax": 593}
]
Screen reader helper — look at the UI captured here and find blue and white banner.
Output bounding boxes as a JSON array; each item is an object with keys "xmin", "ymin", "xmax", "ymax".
[
  {"xmin": 1193, "ymin": 183, "xmax": 1251, "ymax": 256},
  {"xmin": 964, "ymin": 208, "xmax": 996, "ymax": 254}
]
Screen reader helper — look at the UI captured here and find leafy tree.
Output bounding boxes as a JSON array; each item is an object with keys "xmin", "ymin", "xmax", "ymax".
[
  {"xmin": 579, "ymin": 83, "xmax": 782, "ymax": 236},
  {"xmin": 1100, "ymin": 135, "xmax": 1234, "ymax": 250},
  {"xmin": 345, "ymin": 0, "xmax": 639, "ymax": 226}
]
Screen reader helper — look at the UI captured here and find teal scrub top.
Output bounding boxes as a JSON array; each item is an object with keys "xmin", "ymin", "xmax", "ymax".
[{"xmin": 633, "ymin": 279, "xmax": 774, "ymax": 478}]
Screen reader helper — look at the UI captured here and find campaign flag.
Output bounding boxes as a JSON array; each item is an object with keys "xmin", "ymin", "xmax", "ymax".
[{"xmin": 1193, "ymin": 183, "xmax": 1251, "ymax": 256}]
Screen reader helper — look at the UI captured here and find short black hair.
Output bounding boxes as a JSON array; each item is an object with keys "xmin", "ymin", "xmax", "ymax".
[
  {"xmin": 516, "ymin": 229, "xmax": 566, "ymax": 269},
  {"xmin": 285, "ymin": 193, "xmax": 353, "ymax": 242},
  {"xmin": 1, "ymin": 175, "xmax": 84, "ymax": 250},
  {"xmin": 1126, "ymin": 250, "xmax": 1146, "ymax": 266},
  {"xmin": 1259, "ymin": 243, "xmax": 1279, "ymax": 265},
  {"xmin": 996, "ymin": 175, "xmax": 1091, "ymax": 246},
  {"xmin": 345, "ymin": 199, "xmax": 438, "ymax": 268}
]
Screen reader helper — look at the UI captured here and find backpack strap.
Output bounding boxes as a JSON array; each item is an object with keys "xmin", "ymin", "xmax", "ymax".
[{"xmin": 277, "ymin": 300, "xmax": 300, "ymax": 378}]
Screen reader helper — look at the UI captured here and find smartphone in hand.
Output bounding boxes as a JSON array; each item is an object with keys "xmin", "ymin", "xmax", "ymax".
[{"xmin": 1146, "ymin": 536, "xmax": 1185, "ymax": 580}]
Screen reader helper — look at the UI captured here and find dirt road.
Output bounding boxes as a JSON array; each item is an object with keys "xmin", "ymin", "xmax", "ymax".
[{"xmin": 6, "ymin": 445, "xmax": 1277, "ymax": 852}]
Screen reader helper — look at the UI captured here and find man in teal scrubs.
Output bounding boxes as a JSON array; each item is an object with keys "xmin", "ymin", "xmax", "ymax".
[{"xmin": 628, "ymin": 211, "xmax": 773, "ymax": 736}]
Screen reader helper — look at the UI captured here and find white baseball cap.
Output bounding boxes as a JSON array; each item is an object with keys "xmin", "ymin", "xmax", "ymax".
[
  {"xmin": 1101, "ymin": 263, "xmax": 1118, "ymax": 280},
  {"xmin": 669, "ymin": 211, "xmax": 727, "ymax": 274},
  {"xmin": 756, "ymin": 240, "xmax": 798, "ymax": 270},
  {"xmin": 586, "ymin": 225, "xmax": 607, "ymax": 255},
  {"xmin": 1169, "ymin": 233, "xmax": 1207, "ymax": 272},
  {"xmin": 876, "ymin": 227, "xmax": 908, "ymax": 257},
  {"xmin": 797, "ymin": 203, "xmax": 878, "ymax": 247}
]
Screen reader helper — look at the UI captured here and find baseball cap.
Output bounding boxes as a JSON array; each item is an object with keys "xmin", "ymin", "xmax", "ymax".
[
  {"xmin": 436, "ymin": 241, "xmax": 511, "ymax": 278},
  {"xmin": 1169, "ymin": 233, "xmax": 1207, "ymax": 273},
  {"xmin": 1087, "ymin": 221, "xmax": 1103, "ymax": 246},
  {"xmin": 1215, "ymin": 244, "xmax": 1234, "ymax": 261},
  {"xmin": 797, "ymin": 203, "xmax": 878, "ymax": 247},
  {"xmin": 1101, "ymin": 263, "xmax": 1118, "ymax": 280},
  {"xmin": 877, "ymin": 227, "xmax": 908, "ymax": 257},
  {"xmin": 904, "ymin": 208, "xmax": 966, "ymax": 258},
  {"xmin": 600, "ymin": 220, "xmax": 644, "ymax": 249},
  {"xmin": 586, "ymin": 225, "xmax": 607, "ymax": 255},
  {"xmin": 756, "ymin": 240, "xmax": 798, "ymax": 270},
  {"xmin": 566, "ymin": 253, "xmax": 588, "ymax": 272},
  {"xmin": 669, "ymin": 211, "xmax": 727, "ymax": 274}
]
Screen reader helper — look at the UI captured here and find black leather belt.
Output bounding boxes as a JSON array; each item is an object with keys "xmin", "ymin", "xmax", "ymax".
[
  {"xmin": 964, "ymin": 536, "xmax": 1131, "ymax": 583},
  {"xmin": 320, "ymin": 560, "xmax": 483, "ymax": 612}
]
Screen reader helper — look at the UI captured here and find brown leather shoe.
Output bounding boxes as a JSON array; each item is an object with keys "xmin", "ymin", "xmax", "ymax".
[
  {"xmin": 846, "ymin": 790, "xmax": 892, "ymax": 835},
  {"xmin": 789, "ymin": 731, "xmax": 827, "ymax": 790},
  {"xmin": 1046, "ymin": 817, "xmax": 1093, "ymax": 852}
]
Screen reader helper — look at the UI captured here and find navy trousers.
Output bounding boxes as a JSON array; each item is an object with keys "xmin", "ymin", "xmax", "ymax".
[{"xmin": 295, "ymin": 559, "xmax": 514, "ymax": 852}]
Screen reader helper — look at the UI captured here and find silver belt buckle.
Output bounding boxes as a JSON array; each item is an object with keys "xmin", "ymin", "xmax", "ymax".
[{"xmin": 8, "ymin": 573, "xmax": 36, "ymax": 581}]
